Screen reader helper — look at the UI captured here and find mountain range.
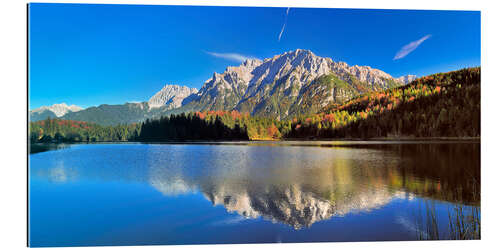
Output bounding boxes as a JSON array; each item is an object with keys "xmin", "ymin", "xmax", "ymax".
[{"xmin": 30, "ymin": 49, "xmax": 416, "ymax": 125}]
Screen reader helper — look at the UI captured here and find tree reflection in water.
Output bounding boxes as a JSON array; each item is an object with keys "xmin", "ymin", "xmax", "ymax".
[{"xmin": 145, "ymin": 142, "xmax": 480, "ymax": 232}]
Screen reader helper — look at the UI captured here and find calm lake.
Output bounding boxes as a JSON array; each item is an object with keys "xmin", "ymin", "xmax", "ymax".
[{"xmin": 28, "ymin": 141, "xmax": 480, "ymax": 247}]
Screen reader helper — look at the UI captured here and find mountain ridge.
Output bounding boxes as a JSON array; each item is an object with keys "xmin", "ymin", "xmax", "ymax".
[
  {"xmin": 30, "ymin": 49, "xmax": 417, "ymax": 124},
  {"xmin": 30, "ymin": 103, "xmax": 83, "ymax": 121},
  {"xmin": 183, "ymin": 49, "xmax": 416, "ymax": 119}
]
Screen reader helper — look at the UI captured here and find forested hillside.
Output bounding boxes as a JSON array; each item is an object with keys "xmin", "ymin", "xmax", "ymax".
[{"xmin": 285, "ymin": 67, "xmax": 480, "ymax": 139}]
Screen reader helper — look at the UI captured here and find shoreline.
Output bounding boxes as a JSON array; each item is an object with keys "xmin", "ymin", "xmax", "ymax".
[
  {"xmin": 29, "ymin": 137, "xmax": 480, "ymax": 146},
  {"xmin": 281, "ymin": 136, "xmax": 480, "ymax": 142},
  {"xmin": 29, "ymin": 138, "xmax": 480, "ymax": 154}
]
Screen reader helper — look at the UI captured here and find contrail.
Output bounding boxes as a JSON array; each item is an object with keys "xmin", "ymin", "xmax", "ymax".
[
  {"xmin": 393, "ymin": 34, "xmax": 432, "ymax": 60},
  {"xmin": 278, "ymin": 7, "xmax": 290, "ymax": 42}
]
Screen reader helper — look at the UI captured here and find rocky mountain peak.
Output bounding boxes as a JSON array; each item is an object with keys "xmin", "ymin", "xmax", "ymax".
[
  {"xmin": 148, "ymin": 84, "xmax": 198, "ymax": 109},
  {"xmin": 242, "ymin": 58, "xmax": 263, "ymax": 68},
  {"xmin": 186, "ymin": 49, "xmax": 418, "ymax": 117}
]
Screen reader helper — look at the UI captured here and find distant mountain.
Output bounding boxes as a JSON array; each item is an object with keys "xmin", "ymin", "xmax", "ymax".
[
  {"xmin": 148, "ymin": 84, "xmax": 198, "ymax": 109},
  {"xmin": 182, "ymin": 49, "xmax": 415, "ymax": 119},
  {"xmin": 60, "ymin": 102, "xmax": 174, "ymax": 126},
  {"xmin": 30, "ymin": 109, "xmax": 58, "ymax": 121},
  {"xmin": 30, "ymin": 103, "xmax": 83, "ymax": 121},
  {"xmin": 31, "ymin": 86, "xmax": 198, "ymax": 126}
]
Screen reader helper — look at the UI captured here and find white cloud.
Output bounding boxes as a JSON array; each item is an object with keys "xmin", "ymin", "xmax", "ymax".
[
  {"xmin": 393, "ymin": 34, "xmax": 432, "ymax": 60},
  {"xmin": 278, "ymin": 7, "xmax": 291, "ymax": 42},
  {"xmin": 205, "ymin": 51, "xmax": 258, "ymax": 63}
]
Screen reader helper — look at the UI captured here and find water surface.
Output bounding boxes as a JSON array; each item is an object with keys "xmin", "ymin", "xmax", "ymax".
[{"xmin": 28, "ymin": 141, "xmax": 480, "ymax": 246}]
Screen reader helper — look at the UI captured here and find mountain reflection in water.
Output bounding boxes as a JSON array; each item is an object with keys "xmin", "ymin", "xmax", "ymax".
[{"xmin": 30, "ymin": 142, "xmax": 479, "ymax": 230}]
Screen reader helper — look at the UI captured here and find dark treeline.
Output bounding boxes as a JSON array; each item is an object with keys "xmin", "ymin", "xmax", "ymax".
[
  {"xmin": 137, "ymin": 112, "xmax": 248, "ymax": 141},
  {"xmin": 28, "ymin": 111, "xmax": 261, "ymax": 143},
  {"xmin": 29, "ymin": 113, "xmax": 250, "ymax": 143}
]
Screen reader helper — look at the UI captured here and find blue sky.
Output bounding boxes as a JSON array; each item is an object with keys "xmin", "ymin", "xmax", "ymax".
[{"xmin": 29, "ymin": 3, "xmax": 480, "ymax": 109}]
